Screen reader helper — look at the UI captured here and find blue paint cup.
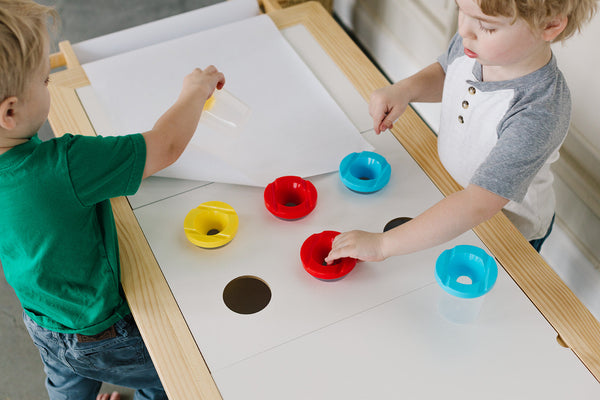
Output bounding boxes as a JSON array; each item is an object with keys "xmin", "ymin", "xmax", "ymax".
[
  {"xmin": 339, "ymin": 151, "xmax": 391, "ymax": 193},
  {"xmin": 435, "ymin": 245, "xmax": 498, "ymax": 323}
]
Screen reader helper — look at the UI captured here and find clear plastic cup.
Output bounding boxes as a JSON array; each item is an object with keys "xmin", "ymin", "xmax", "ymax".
[
  {"xmin": 437, "ymin": 288, "xmax": 487, "ymax": 324},
  {"xmin": 435, "ymin": 245, "xmax": 498, "ymax": 324},
  {"xmin": 200, "ymin": 89, "xmax": 250, "ymax": 134}
]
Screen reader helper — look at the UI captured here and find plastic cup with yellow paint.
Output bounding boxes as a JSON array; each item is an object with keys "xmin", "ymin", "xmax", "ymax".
[
  {"xmin": 200, "ymin": 89, "xmax": 250, "ymax": 134},
  {"xmin": 183, "ymin": 201, "xmax": 239, "ymax": 248}
]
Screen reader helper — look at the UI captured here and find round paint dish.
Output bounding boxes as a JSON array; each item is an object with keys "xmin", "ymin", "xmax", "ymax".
[
  {"xmin": 435, "ymin": 245, "xmax": 498, "ymax": 299},
  {"xmin": 183, "ymin": 201, "xmax": 239, "ymax": 248},
  {"xmin": 339, "ymin": 151, "xmax": 391, "ymax": 193},
  {"xmin": 301, "ymin": 230, "xmax": 357, "ymax": 281},
  {"xmin": 264, "ymin": 176, "xmax": 317, "ymax": 220}
]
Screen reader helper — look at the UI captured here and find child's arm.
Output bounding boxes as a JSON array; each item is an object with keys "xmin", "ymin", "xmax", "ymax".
[
  {"xmin": 324, "ymin": 184, "xmax": 508, "ymax": 263},
  {"xmin": 142, "ymin": 66, "xmax": 225, "ymax": 179},
  {"xmin": 370, "ymin": 62, "xmax": 445, "ymax": 134}
]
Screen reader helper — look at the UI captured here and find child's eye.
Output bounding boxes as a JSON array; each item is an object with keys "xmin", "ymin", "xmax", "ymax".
[{"xmin": 479, "ymin": 21, "xmax": 496, "ymax": 33}]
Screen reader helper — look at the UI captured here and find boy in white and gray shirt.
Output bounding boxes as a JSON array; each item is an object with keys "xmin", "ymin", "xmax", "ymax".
[{"xmin": 437, "ymin": 32, "xmax": 569, "ymax": 242}]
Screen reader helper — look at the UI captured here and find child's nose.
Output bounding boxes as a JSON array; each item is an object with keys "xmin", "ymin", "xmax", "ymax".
[{"xmin": 457, "ymin": 13, "xmax": 477, "ymax": 40}]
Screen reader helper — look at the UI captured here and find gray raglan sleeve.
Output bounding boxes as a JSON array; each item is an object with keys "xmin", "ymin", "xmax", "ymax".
[{"xmin": 471, "ymin": 82, "xmax": 571, "ymax": 201}]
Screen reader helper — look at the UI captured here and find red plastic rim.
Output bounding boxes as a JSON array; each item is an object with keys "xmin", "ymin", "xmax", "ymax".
[
  {"xmin": 300, "ymin": 230, "xmax": 357, "ymax": 280},
  {"xmin": 264, "ymin": 176, "xmax": 317, "ymax": 220}
]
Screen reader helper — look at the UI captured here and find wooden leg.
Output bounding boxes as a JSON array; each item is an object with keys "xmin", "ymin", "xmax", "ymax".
[{"xmin": 259, "ymin": 0, "xmax": 283, "ymax": 13}]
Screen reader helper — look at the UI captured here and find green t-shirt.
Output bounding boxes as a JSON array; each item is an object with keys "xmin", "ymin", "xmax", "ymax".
[{"xmin": 0, "ymin": 133, "xmax": 146, "ymax": 335}]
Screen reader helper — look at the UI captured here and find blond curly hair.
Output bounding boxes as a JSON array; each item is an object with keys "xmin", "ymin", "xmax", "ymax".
[
  {"xmin": 0, "ymin": 0, "xmax": 58, "ymax": 101},
  {"xmin": 479, "ymin": 0, "xmax": 598, "ymax": 41}
]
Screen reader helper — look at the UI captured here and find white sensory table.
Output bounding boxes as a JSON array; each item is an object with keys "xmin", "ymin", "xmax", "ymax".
[
  {"xmin": 132, "ymin": 132, "xmax": 600, "ymax": 399},
  {"xmin": 47, "ymin": 2, "xmax": 600, "ymax": 399}
]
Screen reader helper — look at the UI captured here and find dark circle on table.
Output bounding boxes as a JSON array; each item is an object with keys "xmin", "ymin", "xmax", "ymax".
[
  {"xmin": 383, "ymin": 217, "xmax": 413, "ymax": 232},
  {"xmin": 223, "ymin": 276, "xmax": 272, "ymax": 314}
]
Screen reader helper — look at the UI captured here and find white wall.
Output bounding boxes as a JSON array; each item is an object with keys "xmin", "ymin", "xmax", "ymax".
[
  {"xmin": 553, "ymin": 12, "xmax": 600, "ymax": 155},
  {"xmin": 551, "ymin": 11, "xmax": 600, "ymax": 204}
]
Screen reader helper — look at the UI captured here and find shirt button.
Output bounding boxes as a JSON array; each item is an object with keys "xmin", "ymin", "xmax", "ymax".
[
  {"xmin": 462, "ymin": 100, "xmax": 469, "ymax": 109},
  {"xmin": 458, "ymin": 115, "xmax": 464, "ymax": 124},
  {"xmin": 468, "ymin": 86, "xmax": 476, "ymax": 95}
]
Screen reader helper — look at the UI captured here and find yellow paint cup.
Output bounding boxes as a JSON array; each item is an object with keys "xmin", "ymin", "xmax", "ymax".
[{"xmin": 184, "ymin": 201, "xmax": 239, "ymax": 248}]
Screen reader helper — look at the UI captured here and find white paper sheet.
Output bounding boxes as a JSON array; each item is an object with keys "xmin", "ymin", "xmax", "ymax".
[{"xmin": 80, "ymin": 14, "xmax": 373, "ymax": 186}]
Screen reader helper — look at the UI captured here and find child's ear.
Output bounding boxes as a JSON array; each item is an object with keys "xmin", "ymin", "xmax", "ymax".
[
  {"xmin": 541, "ymin": 15, "xmax": 568, "ymax": 42},
  {"xmin": 0, "ymin": 96, "xmax": 18, "ymax": 130}
]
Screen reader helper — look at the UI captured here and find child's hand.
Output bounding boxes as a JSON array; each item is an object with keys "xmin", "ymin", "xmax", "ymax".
[
  {"xmin": 142, "ymin": 65, "xmax": 226, "ymax": 179},
  {"xmin": 369, "ymin": 84, "xmax": 410, "ymax": 135},
  {"xmin": 324, "ymin": 230, "xmax": 386, "ymax": 264},
  {"xmin": 180, "ymin": 65, "xmax": 226, "ymax": 104}
]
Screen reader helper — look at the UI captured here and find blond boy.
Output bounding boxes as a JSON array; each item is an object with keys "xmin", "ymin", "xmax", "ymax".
[
  {"xmin": 0, "ymin": 1, "xmax": 225, "ymax": 399},
  {"xmin": 326, "ymin": 0, "xmax": 597, "ymax": 263}
]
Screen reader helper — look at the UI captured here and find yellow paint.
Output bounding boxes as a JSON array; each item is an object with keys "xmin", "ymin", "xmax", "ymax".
[{"xmin": 203, "ymin": 95, "xmax": 215, "ymax": 111}]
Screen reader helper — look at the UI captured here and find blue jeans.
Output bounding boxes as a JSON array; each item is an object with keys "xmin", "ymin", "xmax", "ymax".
[{"xmin": 23, "ymin": 312, "xmax": 167, "ymax": 400}]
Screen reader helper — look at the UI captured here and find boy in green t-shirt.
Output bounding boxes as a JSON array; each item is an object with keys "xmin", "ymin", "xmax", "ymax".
[{"xmin": 0, "ymin": 1, "xmax": 225, "ymax": 399}]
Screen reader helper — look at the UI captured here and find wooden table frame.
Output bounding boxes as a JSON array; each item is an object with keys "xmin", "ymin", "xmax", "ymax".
[{"xmin": 47, "ymin": 2, "xmax": 600, "ymax": 398}]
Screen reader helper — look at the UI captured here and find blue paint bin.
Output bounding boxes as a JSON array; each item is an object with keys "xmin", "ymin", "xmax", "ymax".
[{"xmin": 339, "ymin": 151, "xmax": 391, "ymax": 193}]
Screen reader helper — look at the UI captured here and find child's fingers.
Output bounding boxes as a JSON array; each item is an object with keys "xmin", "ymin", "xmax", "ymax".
[
  {"xmin": 190, "ymin": 66, "xmax": 225, "ymax": 97},
  {"xmin": 370, "ymin": 99, "xmax": 398, "ymax": 134},
  {"xmin": 190, "ymin": 66, "xmax": 224, "ymax": 82},
  {"xmin": 203, "ymin": 65, "xmax": 218, "ymax": 74},
  {"xmin": 325, "ymin": 232, "xmax": 357, "ymax": 263},
  {"xmin": 379, "ymin": 115, "xmax": 395, "ymax": 133},
  {"xmin": 325, "ymin": 246, "xmax": 347, "ymax": 264},
  {"xmin": 325, "ymin": 235, "xmax": 345, "ymax": 264},
  {"xmin": 373, "ymin": 111, "xmax": 395, "ymax": 135},
  {"xmin": 371, "ymin": 109, "xmax": 388, "ymax": 134},
  {"xmin": 205, "ymin": 66, "xmax": 225, "ymax": 90}
]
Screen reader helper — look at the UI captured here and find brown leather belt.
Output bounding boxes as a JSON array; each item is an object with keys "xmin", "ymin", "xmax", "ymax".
[{"xmin": 75, "ymin": 325, "xmax": 117, "ymax": 343}]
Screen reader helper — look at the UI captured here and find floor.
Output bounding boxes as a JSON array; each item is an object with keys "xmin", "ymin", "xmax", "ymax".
[{"xmin": 1, "ymin": 1, "xmax": 599, "ymax": 399}]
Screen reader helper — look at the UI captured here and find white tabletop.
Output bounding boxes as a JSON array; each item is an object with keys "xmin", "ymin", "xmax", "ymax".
[{"xmin": 130, "ymin": 132, "xmax": 600, "ymax": 398}]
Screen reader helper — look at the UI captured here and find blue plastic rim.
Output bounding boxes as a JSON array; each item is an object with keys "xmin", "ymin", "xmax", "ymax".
[
  {"xmin": 435, "ymin": 245, "xmax": 498, "ymax": 299},
  {"xmin": 339, "ymin": 151, "xmax": 391, "ymax": 193}
]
